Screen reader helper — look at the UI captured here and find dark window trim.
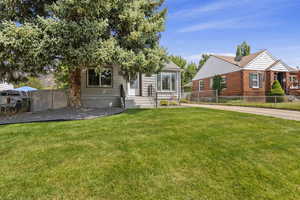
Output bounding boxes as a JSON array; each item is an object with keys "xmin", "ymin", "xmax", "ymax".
[{"xmin": 86, "ymin": 68, "xmax": 114, "ymax": 89}]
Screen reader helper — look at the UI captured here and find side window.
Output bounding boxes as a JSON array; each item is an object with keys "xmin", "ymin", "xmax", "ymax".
[
  {"xmin": 210, "ymin": 78, "xmax": 213, "ymax": 88},
  {"xmin": 221, "ymin": 76, "xmax": 227, "ymax": 88},
  {"xmin": 199, "ymin": 80, "xmax": 205, "ymax": 91}
]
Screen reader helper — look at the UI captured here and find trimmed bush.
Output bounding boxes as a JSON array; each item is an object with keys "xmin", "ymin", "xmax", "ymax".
[
  {"xmin": 269, "ymin": 80, "xmax": 285, "ymax": 103},
  {"xmin": 169, "ymin": 101, "xmax": 179, "ymax": 106},
  {"xmin": 270, "ymin": 80, "xmax": 285, "ymax": 96},
  {"xmin": 160, "ymin": 100, "xmax": 169, "ymax": 106},
  {"xmin": 180, "ymin": 99, "xmax": 189, "ymax": 103}
]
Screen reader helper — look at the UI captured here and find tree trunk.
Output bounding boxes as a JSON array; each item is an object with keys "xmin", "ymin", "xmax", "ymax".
[{"xmin": 69, "ymin": 68, "xmax": 82, "ymax": 108}]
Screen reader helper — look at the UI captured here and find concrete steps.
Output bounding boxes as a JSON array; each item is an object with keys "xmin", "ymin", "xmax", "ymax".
[{"xmin": 125, "ymin": 96, "xmax": 156, "ymax": 108}]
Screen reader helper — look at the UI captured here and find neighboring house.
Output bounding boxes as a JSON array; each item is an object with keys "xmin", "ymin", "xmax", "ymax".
[
  {"xmin": 81, "ymin": 62, "xmax": 181, "ymax": 108},
  {"xmin": 0, "ymin": 81, "xmax": 14, "ymax": 91},
  {"xmin": 193, "ymin": 50, "xmax": 300, "ymax": 96}
]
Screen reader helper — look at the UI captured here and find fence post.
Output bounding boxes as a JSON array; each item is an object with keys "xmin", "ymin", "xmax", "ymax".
[
  {"xmin": 216, "ymin": 90, "xmax": 219, "ymax": 103},
  {"xmin": 275, "ymin": 96, "xmax": 277, "ymax": 104},
  {"xmin": 198, "ymin": 92, "xmax": 200, "ymax": 104}
]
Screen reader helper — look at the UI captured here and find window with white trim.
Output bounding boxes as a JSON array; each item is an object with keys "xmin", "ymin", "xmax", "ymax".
[
  {"xmin": 210, "ymin": 78, "xmax": 213, "ymax": 88},
  {"xmin": 221, "ymin": 76, "xmax": 227, "ymax": 88},
  {"xmin": 249, "ymin": 73, "xmax": 263, "ymax": 89},
  {"xmin": 289, "ymin": 75, "xmax": 298, "ymax": 89},
  {"xmin": 87, "ymin": 68, "xmax": 113, "ymax": 88},
  {"xmin": 157, "ymin": 72, "xmax": 177, "ymax": 91},
  {"xmin": 199, "ymin": 80, "xmax": 205, "ymax": 91}
]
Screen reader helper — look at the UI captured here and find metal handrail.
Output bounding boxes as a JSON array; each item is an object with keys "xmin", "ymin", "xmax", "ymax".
[{"xmin": 120, "ymin": 84, "xmax": 126, "ymax": 109}]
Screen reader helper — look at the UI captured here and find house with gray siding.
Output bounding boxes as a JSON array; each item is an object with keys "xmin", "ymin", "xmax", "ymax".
[{"xmin": 81, "ymin": 62, "xmax": 181, "ymax": 108}]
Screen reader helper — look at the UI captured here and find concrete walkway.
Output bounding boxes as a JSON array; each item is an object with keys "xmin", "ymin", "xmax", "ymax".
[{"xmin": 183, "ymin": 104, "xmax": 300, "ymax": 121}]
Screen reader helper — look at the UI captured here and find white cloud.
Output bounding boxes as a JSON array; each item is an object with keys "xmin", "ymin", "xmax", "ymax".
[
  {"xmin": 177, "ymin": 17, "xmax": 267, "ymax": 33},
  {"xmin": 170, "ymin": 0, "xmax": 252, "ymax": 18}
]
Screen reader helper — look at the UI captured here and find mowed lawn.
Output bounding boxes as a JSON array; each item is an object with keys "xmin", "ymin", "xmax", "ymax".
[
  {"xmin": 1, "ymin": 108, "xmax": 300, "ymax": 200},
  {"xmin": 222, "ymin": 102, "xmax": 300, "ymax": 111}
]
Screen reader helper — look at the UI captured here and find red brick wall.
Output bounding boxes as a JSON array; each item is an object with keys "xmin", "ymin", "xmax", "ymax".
[
  {"xmin": 193, "ymin": 70, "xmax": 300, "ymax": 97},
  {"xmin": 242, "ymin": 70, "xmax": 267, "ymax": 96},
  {"xmin": 221, "ymin": 71, "xmax": 243, "ymax": 96},
  {"xmin": 192, "ymin": 71, "xmax": 243, "ymax": 96}
]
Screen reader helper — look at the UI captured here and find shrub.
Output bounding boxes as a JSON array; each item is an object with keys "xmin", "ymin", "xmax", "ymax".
[
  {"xmin": 180, "ymin": 99, "xmax": 189, "ymax": 103},
  {"xmin": 268, "ymin": 80, "xmax": 285, "ymax": 103},
  {"xmin": 160, "ymin": 100, "xmax": 169, "ymax": 106},
  {"xmin": 270, "ymin": 80, "xmax": 285, "ymax": 96},
  {"xmin": 169, "ymin": 101, "xmax": 179, "ymax": 106}
]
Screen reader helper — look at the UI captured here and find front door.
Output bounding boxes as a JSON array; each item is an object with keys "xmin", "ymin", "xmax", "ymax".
[{"xmin": 128, "ymin": 75, "xmax": 140, "ymax": 96}]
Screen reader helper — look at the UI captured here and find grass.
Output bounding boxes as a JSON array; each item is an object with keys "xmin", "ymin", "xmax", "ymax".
[
  {"xmin": 221, "ymin": 102, "xmax": 300, "ymax": 111},
  {"xmin": 1, "ymin": 108, "xmax": 300, "ymax": 200}
]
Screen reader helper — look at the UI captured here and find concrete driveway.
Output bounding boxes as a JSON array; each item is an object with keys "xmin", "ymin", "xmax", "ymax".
[{"xmin": 183, "ymin": 104, "xmax": 300, "ymax": 121}]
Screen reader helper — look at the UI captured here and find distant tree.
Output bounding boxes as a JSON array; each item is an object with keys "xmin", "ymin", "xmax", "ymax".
[
  {"xmin": 170, "ymin": 55, "xmax": 187, "ymax": 70},
  {"xmin": 236, "ymin": 41, "xmax": 251, "ymax": 58},
  {"xmin": 184, "ymin": 63, "xmax": 197, "ymax": 85},
  {"xmin": 198, "ymin": 54, "xmax": 210, "ymax": 70},
  {"xmin": 15, "ymin": 77, "xmax": 44, "ymax": 90},
  {"xmin": 170, "ymin": 55, "xmax": 187, "ymax": 86},
  {"xmin": 54, "ymin": 66, "xmax": 70, "ymax": 89},
  {"xmin": 212, "ymin": 75, "xmax": 226, "ymax": 95}
]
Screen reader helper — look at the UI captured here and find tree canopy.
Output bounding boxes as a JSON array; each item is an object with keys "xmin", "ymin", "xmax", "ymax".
[
  {"xmin": 0, "ymin": 0, "xmax": 168, "ymax": 106},
  {"xmin": 170, "ymin": 55, "xmax": 197, "ymax": 86},
  {"xmin": 169, "ymin": 55, "xmax": 187, "ymax": 70}
]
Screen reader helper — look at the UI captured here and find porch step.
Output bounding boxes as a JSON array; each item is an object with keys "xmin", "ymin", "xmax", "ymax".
[{"xmin": 125, "ymin": 96, "xmax": 156, "ymax": 108}]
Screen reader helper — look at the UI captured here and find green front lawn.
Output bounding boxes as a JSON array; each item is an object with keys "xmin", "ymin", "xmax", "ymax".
[
  {"xmin": 221, "ymin": 102, "xmax": 300, "ymax": 111},
  {"xmin": 1, "ymin": 108, "xmax": 300, "ymax": 199}
]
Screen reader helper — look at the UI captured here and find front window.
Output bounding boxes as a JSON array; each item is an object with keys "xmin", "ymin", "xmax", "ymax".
[
  {"xmin": 199, "ymin": 80, "xmax": 205, "ymax": 91},
  {"xmin": 249, "ymin": 73, "xmax": 262, "ymax": 88},
  {"xmin": 157, "ymin": 72, "xmax": 177, "ymax": 91},
  {"xmin": 100, "ymin": 69, "xmax": 113, "ymax": 88},
  {"xmin": 88, "ymin": 69, "xmax": 100, "ymax": 87},
  {"xmin": 87, "ymin": 68, "xmax": 113, "ymax": 88}
]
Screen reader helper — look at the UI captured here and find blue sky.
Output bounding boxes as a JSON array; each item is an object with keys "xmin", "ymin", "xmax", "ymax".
[{"xmin": 161, "ymin": 0, "xmax": 300, "ymax": 67}]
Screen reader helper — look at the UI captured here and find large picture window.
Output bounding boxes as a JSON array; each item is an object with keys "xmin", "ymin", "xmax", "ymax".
[
  {"xmin": 87, "ymin": 68, "xmax": 113, "ymax": 88},
  {"xmin": 157, "ymin": 72, "xmax": 177, "ymax": 91}
]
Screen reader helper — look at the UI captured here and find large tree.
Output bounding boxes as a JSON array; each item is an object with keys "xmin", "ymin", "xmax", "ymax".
[{"xmin": 0, "ymin": 0, "xmax": 168, "ymax": 107}]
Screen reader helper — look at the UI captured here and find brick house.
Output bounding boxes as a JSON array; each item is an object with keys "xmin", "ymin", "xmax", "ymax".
[{"xmin": 192, "ymin": 50, "xmax": 300, "ymax": 96}]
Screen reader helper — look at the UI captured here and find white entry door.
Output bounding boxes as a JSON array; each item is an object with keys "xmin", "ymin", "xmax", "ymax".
[{"xmin": 128, "ymin": 75, "xmax": 140, "ymax": 96}]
